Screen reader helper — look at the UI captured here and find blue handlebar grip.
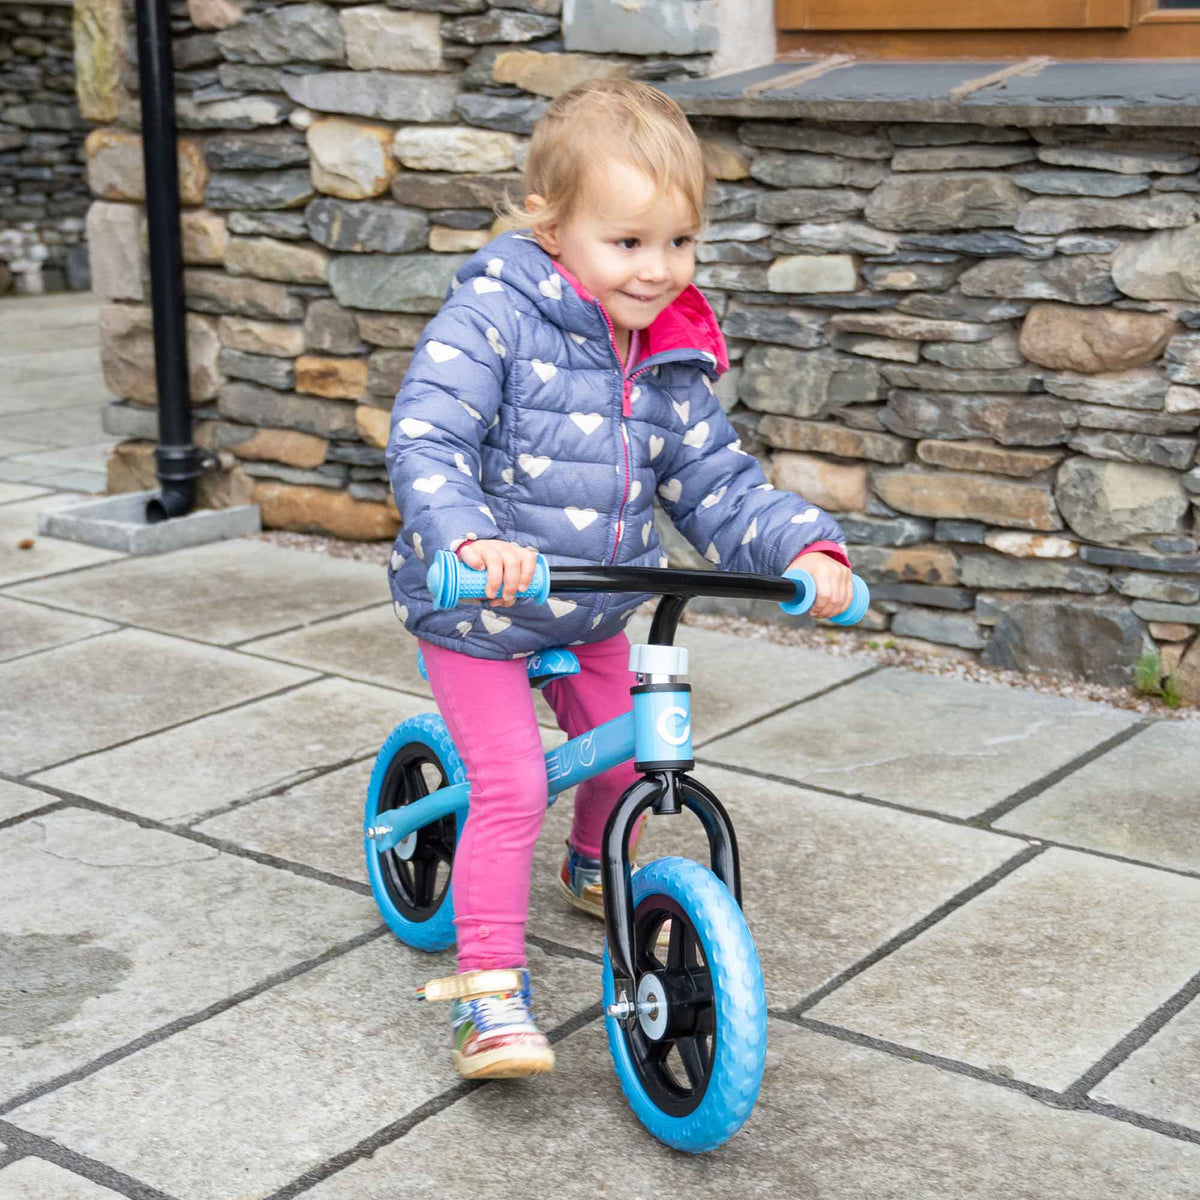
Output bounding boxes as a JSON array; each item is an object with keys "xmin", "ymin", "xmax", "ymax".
[
  {"xmin": 780, "ymin": 568, "xmax": 871, "ymax": 626},
  {"xmin": 426, "ymin": 548, "xmax": 551, "ymax": 611}
]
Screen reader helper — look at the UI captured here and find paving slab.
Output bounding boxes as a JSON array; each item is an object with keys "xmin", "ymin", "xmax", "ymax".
[
  {"xmin": 302, "ymin": 1018, "xmax": 1200, "ymax": 1199},
  {"xmin": 0, "ymin": 806, "xmax": 379, "ymax": 1102},
  {"xmin": 699, "ymin": 667, "xmax": 1136, "ymax": 818},
  {"xmin": 0, "ymin": 597, "xmax": 115, "ymax": 663},
  {"xmin": 1094, "ymin": 992, "xmax": 1200, "ymax": 1132},
  {"xmin": 528, "ymin": 761, "xmax": 1018, "ymax": 1007},
  {"xmin": 5, "ymin": 442, "xmax": 113, "ymax": 474},
  {"xmin": 8, "ymin": 539, "xmax": 389, "ymax": 645},
  {"xmin": 6, "ymin": 937, "xmax": 598, "ymax": 1200},
  {"xmin": 0, "ymin": 779, "xmax": 55, "ymax": 824},
  {"xmin": 0, "ymin": 628, "xmax": 315, "ymax": 776},
  {"xmin": 996, "ymin": 720, "xmax": 1200, "ymax": 875},
  {"xmin": 0, "ymin": 434, "xmax": 53, "ymax": 456},
  {"xmin": 33, "ymin": 676, "xmax": 420, "ymax": 825},
  {"xmin": 0, "ymin": 496, "xmax": 123, "ymax": 587},
  {"xmin": 1, "ymin": 348, "xmax": 110, "ymax": 386},
  {"xmin": 0, "ymin": 483, "xmax": 51, "ymax": 505},
  {"xmin": 0, "ymin": 1159, "xmax": 126, "ymax": 1199},
  {"xmin": 809, "ymin": 847, "xmax": 1200, "ymax": 1091},
  {"xmin": 0, "ymin": 377, "xmax": 113, "ymax": 415}
]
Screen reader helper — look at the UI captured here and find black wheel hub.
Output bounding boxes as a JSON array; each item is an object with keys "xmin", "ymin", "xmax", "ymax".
[
  {"xmin": 376, "ymin": 743, "xmax": 456, "ymax": 923},
  {"xmin": 620, "ymin": 894, "xmax": 716, "ymax": 1117}
]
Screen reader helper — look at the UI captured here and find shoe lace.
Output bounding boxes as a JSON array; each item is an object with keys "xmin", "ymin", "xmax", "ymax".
[{"xmin": 471, "ymin": 991, "xmax": 535, "ymax": 1032}]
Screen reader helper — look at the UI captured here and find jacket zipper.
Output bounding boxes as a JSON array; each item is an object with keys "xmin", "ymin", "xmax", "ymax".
[{"xmin": 596, "ymin": 301, "xmax": 635, "ymax": 567}]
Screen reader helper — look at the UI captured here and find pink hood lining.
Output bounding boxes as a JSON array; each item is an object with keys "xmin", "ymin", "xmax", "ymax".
[{"xmin": 552, "ymin": 262, "xmax": 731, "ymax": 375}]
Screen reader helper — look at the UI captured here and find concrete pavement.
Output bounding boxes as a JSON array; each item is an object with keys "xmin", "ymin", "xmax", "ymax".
[{"xmin": 3, "ymin": 293, "xmax": 1200, "ymax": 1198}]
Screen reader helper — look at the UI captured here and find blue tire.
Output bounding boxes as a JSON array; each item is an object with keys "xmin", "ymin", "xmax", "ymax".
[
  {"xmin": 365, "ymin": 713, "xmax": 465, "ymax": 952},
  {"xmin": 602, "ymin": 857, "xmax": 767, "ymax": 1153}
]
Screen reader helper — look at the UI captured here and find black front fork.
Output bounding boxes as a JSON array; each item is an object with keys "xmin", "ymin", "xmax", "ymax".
[{"xmin": 601, "ymin": 770, "xmax": 742, "ymax": 997}]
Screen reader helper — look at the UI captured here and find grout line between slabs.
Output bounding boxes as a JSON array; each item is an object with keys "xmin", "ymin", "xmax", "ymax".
[{"xmin": 0, "ymin": 1128, "xmax": 178, "ymax": 1200}]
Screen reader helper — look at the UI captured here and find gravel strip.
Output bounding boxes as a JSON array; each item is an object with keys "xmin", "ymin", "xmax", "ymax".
[{"xmin": 254, "ymin": 530, "xmax": 1198, "ymax": 721}]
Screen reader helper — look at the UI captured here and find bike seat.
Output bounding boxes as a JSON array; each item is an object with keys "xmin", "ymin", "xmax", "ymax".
[{"xmin": 415, "ymin": 646, "xmax": 581, "ymax": 690}]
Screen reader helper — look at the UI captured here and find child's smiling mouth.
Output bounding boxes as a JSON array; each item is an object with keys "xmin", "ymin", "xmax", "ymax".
[{"xmin": 620, "ymin": 289, "xmax": 665, "ymax": 304}]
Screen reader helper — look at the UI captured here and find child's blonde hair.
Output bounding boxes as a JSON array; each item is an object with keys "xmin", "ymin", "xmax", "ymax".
[{"xmin": 499, "ymin": 79, "xmax": 710, "ymax": 231}]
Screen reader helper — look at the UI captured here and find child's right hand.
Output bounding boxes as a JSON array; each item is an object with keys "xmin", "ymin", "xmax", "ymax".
[{"xmin": 457, "ymin": 539, "xmax": 540, "ymax": 607}]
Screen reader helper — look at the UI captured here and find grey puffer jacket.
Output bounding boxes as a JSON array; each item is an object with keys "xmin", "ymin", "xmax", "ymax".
[{"xmin": 386, "ymin": 231, "xmax": 847, "ymax": 660}]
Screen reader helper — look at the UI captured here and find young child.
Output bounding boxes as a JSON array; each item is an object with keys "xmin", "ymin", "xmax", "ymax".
[{"xmin": 386, "ymin": 79, "xmax": 852, "ymax": 1080}]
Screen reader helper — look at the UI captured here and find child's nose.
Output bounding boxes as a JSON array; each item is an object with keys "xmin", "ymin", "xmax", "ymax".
[{"xmin": 639, "ymin": 254, "xmax": 668, "ymax": 282}]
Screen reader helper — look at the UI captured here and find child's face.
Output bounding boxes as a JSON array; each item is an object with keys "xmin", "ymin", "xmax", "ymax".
[{"xmin": 534, "ymin": 160, "xmax": 699, "ymax": 341}]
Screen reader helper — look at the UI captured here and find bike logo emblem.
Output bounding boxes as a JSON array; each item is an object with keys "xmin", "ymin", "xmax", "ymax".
[
  {"xmin": 547, "ymin": 729, "xmax": 596, "ymax": 782},
  {"xmin": 656, "ymin": 706, "xmax": 691, "ymax": 747}
]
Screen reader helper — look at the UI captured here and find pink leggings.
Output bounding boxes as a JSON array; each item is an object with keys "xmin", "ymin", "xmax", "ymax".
[{"xmin": 420, "ymin": 631, "xmax": 640, "ymax": 972}]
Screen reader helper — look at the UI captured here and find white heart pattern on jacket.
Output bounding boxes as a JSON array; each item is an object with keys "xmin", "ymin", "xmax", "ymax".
[
  {"xmin": 412, "ymin": 474, "xmax": 446, "ymax": 494},
  {"xmin": 658, "ymin": 478, "xmax": 682, "ymax": 504},
  {"xmin": 457, "ymin": 398, "xmax": 483, "ymax": 422},
  {"xmin": 564, "ymin": 507, "xmax": 598, "ymax": 530},
  {"xmin": 501, "ymin": 467, "xmax": 515, "ymax": 484},
  {"xmin": 399, "ymin": 417, "xmax": 432, "ymax": 438},
  {"xmin": 473, "ymin": 277, "xmax": 503, "ymax": 295},
  {"xmin": 671, "ymin": 399, "xmax": 690, "ymax": 425},
  {"xmin": 741, "ymin": 518, "xmax": 758, "ymax": 545},
  {"xmin": 629, "ymin": 386, "xmax": 642, "ymax": 406},
  {"xmin": 642, "ymin": 520, "xmax": 653, "ymax": 546},
  {"xmin": 547, "ymin": 596, "xmax": 577, "ymax": 618},
  {"xmin": 648, "ymin": 435, "xmax": 664, "ymax": 461},
  {"xmin": 704, "ymin": 541, "xmax": 721, "ymax": 565},
  {"xmin": 539, "ymin": 273, "xmax": 563, "ymax": 301},
  {"xmin": 479, "ymin": 504, "xmax": 495, "ymax": 521},
  {"xmin": 454, "ymin": 452, "xmax": 472, "ymax": 476},
  {"xmin": 683, "ymin": 421, "xmax": 709, "ymax": 451},
  {"xmin": 486, "ymin": 257, "xmax": 504, "ymax": 277},
  {"xmin": 702, "ymin": 375, "xmax": 715, "ymax": 394},
  {"xmin": 727, "ymin": 439, "xmax": 750, "ymax": 456},
  {"xmin": 570, "ymin": 412, "xmax": 603, "ymax": 435},
  {"xmin": 390, "ymin": 549, "xmax": 404, "ymax": 571},
  {"xmin": 481, "ymin": 609, "xmax": 511, "ymax": 635},
  {"xmin": 591, "ymin": 613, "xmax": 605, "ymax": 629},
  {"xmin": 486, "ymin": 326, "xmax": 506, "ymax": 357},
  {"xmin": 532, "ymin": 359, "xmax": 557, "ymax": 383},
  {"xmin": 519, "ymin": 453, "xmax": 551, "ymax": 478},
  {"xmin": 455, "ymin": 619, "xmax": 472, "ymax": 636},
  {"xmin": 792, "ymin": 507, "xmax": 820, "ymax": 524},
  {"xmin": 570, "ymin": 332, "xmax": 588, "ymax": 345},
  {"xmin": 412, "ymin": 532, "xmax": 424, "ymax": 559},
  {"xmin": 393, "ymin": 602, "xmax": 408, "ymax": 622},
  {"xmin": 427, "ymin": 340, "xmax": 460, "ymax": 363},
  {"xmin": 629, "ymin": 480, "xmax": 642, "ymax": 502},
  {"xmin": 700, "ymin": 485, "xmax": 727, "ymax": 509}
]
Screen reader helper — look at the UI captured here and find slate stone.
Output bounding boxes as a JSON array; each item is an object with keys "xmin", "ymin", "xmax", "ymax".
[
  {"xmin": 736, "ymin": 291, "xmax": 900, "ymax": 310},
  {"xmin": 696, "ymin": 241, "xmax": 774, "ymax": 265},
  {"xmin": 428, "ymin": 208, "xmax": 496, "ymax": 230},
  {"xmin": 958, "ymin": 255, "xmax": 1119, "ymax": 306},
  {"xmin": 391, "ymin": 170, "xmax": 522, "ymax": 209},
  {"xmin": 755, "ymin": 187, "xmax": 864, "ymax": 224},
  {"xmin": 328, "ymin": 253, "xmax": 467, "ymax": 312},
  {"xmin": 1130, "ymin": 600, "xmax": 1200, "ymax": 624},
  {"xmin": 205, "ymin": 131, "xmax": 309, "ymax": 171},
  {"xmin": 935, "ymin": 519, "xmax": 987, "ymax": 544},
  {"xmin": 1112, "ymin": 572, "xmax": 1200, "ymax": 604},
  {"xmin": 982, "ymin": 597, "xmax": 1148, "ymax": 684},
  {"xmin": 228, "ymin": 211, "xmax": 309, "ymax": 240},
  {"xmin": 749, "ymin": 154, "xmax": 887, "ymax": 190},
  {"xmin": 921, "ymin": 330, "xmax": 1025, "ymax": 369},
  {"xmin": 303, "ymin": 298, "xmax": 365, "ymax": 355},
  {"xmin": 721, "ymin": 307, "xmax": 826, "ymax": 350},
  {"xmin": 218, "ymin": 381, "xmax": 359, "ymax": 438},
  {"xmin": 281, "ymin": 71, "xmax": 459, "ymax": 122},
  {"xmin": 897, "ymin": 293, "xmax": 1029, "ymax": 322},
  {"xmin": 367, "ymin": 349, "xmax": 414, "ymax": 396},
  {"xmin": 218, "ymin": 347, "xmax": 295, "ymax": 390},
  {"xmin": 708, "ymin": 183, "xmax": 763, "ymax": 222},
  {"xmin": 886, "ymin": 123, "xmax": 1028, "ymax": 147},
  {"xmin": 454, "ymin": 91, "xmax": 548, "ymax": 134},
  {"xmin": 833, "ymin": 333, "xmax": 920, "ymax": 363},
  {"xmin": 217, "ymin": 64, "xmax": 287, "ymax": 93},
  {"xmin": 958, "ymin": 551, "xmax": 1108, "ymax": 594},
  {"xmin": 1068, "ymin": 430, "xmax": 1197, "ymax": 471},
  {"xmin": 205, "ymin": 169, "xmax": 314, "ymax": 211},
  {"xmin": 740, "ymin": 345, "xmax": 881, "ymax": 418},
  {"xmin": 305, "ymin": 197, "xmax": 429, "ymax": 253},
  {"xmin": 1016, "ymin": 194, "xmax": 1200, "ymax": 236},
  {"xmin": 1112, "ymin": 225, "xmax": 1200, "ymax": 302},
  {"xmin": 1056, "ymin": 234, "xmax": 1121, "ymax": 255},
  {"xmin": 1057, "ymin": 456, "xmax": 1190, "ymax": 544},
  {"xmin": 832, "ymin": 513, "xmax": 934, "ymax": 547},
  {"xmin": 861, "ymin": 262, "xmax": 963, "ymax": 292},
  {"xmin": 773, "ymin": 220, "xmax": 898, "ymax": 256},
  {"xmin": 562, "ymin": 0, "xmax": 711, "ymax": 55},
  {"xmin": 185, "ymin": 269, "xmax": 305, "ymax": 321},
  {"xmin": 892, "ymin": 609, "xmax": 985, "ymax": 648},
  {"xmin": 694, "ymin": 263, "xmax": 769, "ymax": 292},
  {"xmin": 881, "ymin": 392, "xmax": 1077, "ymax": 446},
  {"xmin": 737, "ymin": 121, "xmax": 892, "ymax": 159},
  {"xmin": 1011, "ymin": 169, "xmax": 1151, "ymax": 198},
  {"xmin": 218, "ymin": 4, "xmax": 345, "ymax": 65},
  {"xmin": 1080, "ymin": 544, "xmax": 1200, "ymax": 573},
  {"xmin": 864, "ymin": 172, "xmax": 1022, "ymax": 232},
  {"xmin": 881, "ymin": 363, "xmax": 1042, "ymax": 393},
  {"xmin": 443, "ymin": 10, "xmax": 558, "ymax": 42},
  {"xmin": 899, "ymin": 231, "xmax": 1053, "ymax": 260},
  {"xmin": 1037, "ymin": 144, "xmax": 1200, "ymax": 175},
  {"xmin": 870, "ymin": 583, "xmax": 975, "ymax": 610},
  {"xmin": 1043, "ymin": 367, "xmax": 1167, "ymax": 409}
]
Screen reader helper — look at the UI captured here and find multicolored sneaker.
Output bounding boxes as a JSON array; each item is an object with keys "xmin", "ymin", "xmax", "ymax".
[{"xmin": 418, "ymin": 968, "xmax": 555, "ymax": 1080}]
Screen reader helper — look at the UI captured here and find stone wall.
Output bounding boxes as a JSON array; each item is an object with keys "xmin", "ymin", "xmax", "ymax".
[
  {"xmin": 86, "ymin": 0, "xmax": 1200, "ymax": 694},
  {"xmin": 0, "ymin": 0, "xmax": 91, "ymax": 295}
]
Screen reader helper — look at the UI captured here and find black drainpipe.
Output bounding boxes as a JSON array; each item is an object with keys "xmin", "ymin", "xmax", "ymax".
[{"xmin": 134, "ymin": 0, "xmax": 215, "ymax": 522}]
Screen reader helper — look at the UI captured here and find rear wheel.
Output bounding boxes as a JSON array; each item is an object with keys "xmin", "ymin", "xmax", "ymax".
[{"xmin": 365, "ymin": 714, "xmax": 463, "ymax": 951}]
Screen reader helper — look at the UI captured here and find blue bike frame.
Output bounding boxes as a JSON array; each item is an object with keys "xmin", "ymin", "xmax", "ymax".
[{"xmin": 367, "ymin": 710, "xmax": 638, "ymax": 855}]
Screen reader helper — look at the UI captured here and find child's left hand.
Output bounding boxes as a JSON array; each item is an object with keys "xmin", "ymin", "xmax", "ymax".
[{"xmin": 786, "ymin": 550, "xmax": 854, "ymax": 620}]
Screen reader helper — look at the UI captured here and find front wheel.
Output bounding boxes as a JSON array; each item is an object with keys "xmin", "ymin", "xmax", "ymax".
[
  {"xmin": 365, "ymin": 714, "xmax": 464, "ymax": 951},
  {"xmin": 602, "ymin": 857, "xmax": 767, "ymax": 1153}
]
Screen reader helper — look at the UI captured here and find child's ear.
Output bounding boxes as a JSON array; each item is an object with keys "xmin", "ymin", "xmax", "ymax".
[{"xmin": 526, "ymin": 194, "xmax": 561, "ymax": 257}]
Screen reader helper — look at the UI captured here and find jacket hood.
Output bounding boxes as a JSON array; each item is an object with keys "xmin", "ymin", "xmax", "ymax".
[{"xmin": 453, "ymin": 231, "xmax": 730, "ymax": 375}]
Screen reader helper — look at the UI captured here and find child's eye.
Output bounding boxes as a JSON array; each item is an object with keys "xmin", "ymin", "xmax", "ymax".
[
  {"xmin": 672, "ymin": 235, "xmax": 695, "ymax": 248},
  {"xmin": 616, "ymin": 238, "xmax": 639, "ymax": 250}
]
